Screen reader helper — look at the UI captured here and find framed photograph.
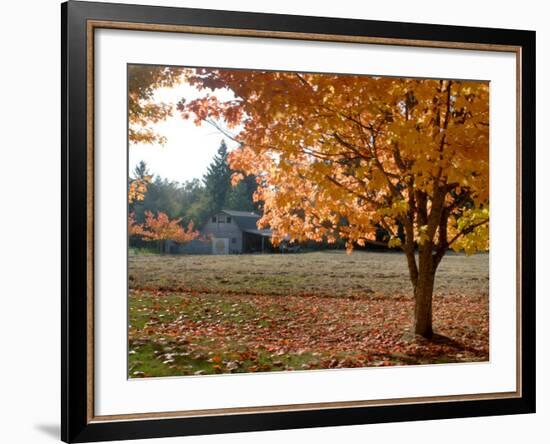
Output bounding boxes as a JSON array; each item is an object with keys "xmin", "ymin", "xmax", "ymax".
[{"xmin": 62, "ymin": 1, "xmax": 535, "ymax": 442}]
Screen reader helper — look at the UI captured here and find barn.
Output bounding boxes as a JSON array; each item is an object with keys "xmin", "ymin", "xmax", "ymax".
[{"xmin": 168, "ymin": 210, "xmax": 273, "ymax": 255}]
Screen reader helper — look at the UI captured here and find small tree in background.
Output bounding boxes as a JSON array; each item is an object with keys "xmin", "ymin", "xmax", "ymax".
[
  {"xmin": 138, "ymin": 211, "xmax": 199, "ymax": 253},
  {"xmin": 128, "ymin": 213, "xmax": 144, "ymax": 237}
]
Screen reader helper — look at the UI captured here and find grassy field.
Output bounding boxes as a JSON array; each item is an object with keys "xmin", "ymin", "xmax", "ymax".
[{"xmin": 128, "ymin": 251, "xmax": 489, "ymax": 378}]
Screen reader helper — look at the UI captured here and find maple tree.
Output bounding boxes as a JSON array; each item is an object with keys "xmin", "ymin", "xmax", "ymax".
[
  {"xmin": 128, "ymin": 65, "xmax": 184, "ymax": 145},
  {"xmin": 128, "ymin": 176, "xmax": 152, "ymax": 204},
  {"xmin": 128, "ymin": 161, "xmax": 154, "ymax": 207},
  {"xmin": 177, "ymin": 69, "xmax": 490, "ymax": 338},
  {"xmin": 128, "ymin": 213, "xmax": 144, "ymax": 237},
  {"xmin": 133, "ymin": 211, "xmax": 199, "ymax": 253}
]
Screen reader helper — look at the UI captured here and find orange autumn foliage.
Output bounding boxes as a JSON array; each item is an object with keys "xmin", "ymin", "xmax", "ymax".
[
  {"xmin": 131, "ymin": 211, "xmax": 199, "ymax": 245},
  {"xmin": 128, "ymin": 212, "xmax": 144, "ymax": 237},
  {"xmin": 178, "ymin": 70, "xmax": 489, "ymax": 256},
  {"xmin": 128, "ymin": 65, "xmax": 185, "ymax": 145},
  {"xmin": 176, "ymin": 68, "xmax": 490, "ymax": 337},
  {"xmin": 128, "ymin": 176, "xmax": 152, "ymax": 204}
]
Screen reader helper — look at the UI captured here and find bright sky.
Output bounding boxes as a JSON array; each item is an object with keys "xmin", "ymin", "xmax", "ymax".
[{"xmin": 129, "ymin": 79, "xmax": 239, "ymax": 183}]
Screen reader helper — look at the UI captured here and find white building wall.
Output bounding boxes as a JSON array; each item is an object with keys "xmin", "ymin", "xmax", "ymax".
[{"xmin": 202, "ymin": 213, "xmax": 243, "ymax": 254}]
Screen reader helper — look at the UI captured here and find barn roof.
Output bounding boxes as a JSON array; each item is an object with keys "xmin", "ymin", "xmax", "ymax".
[
  {"xmin": 221, "ymin": 210, "xmax": 260, "ymax": 218},
  {"xmin": 220, "ymin": 210, "xmax": 271, "ymax": 236}
]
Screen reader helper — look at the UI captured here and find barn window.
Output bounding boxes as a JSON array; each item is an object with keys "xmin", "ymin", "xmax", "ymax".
[
  {"xmin": 231, "ymin": 237, "xmax": 236, "ymax": 244},
  {"xmin": 211, "ymin": 216, "xmax": 216, "ymax": 223},
  {"xmin": 227, "ymin": 216, "xmax": 232, "ymax": 223}
]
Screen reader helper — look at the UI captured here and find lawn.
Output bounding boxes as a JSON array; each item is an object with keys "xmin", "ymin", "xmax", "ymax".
[{"xmin": 128, "ymin": 250, "xmax": 489, "ymax": 378}]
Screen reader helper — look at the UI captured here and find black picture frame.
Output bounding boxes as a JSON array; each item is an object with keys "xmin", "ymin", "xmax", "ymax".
[{"xmin": 62, "ymin": 1, "xmax": 536, "ymax": 442}]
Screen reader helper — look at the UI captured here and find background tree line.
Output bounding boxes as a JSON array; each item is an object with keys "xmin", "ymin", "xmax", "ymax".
[{"xmin": 129, "ymin": 140, "xmax": 261, "ymax": 230}]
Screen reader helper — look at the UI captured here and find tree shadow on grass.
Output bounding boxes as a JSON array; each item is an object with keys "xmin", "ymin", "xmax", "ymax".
[
  {"xmin": 396, "ymin": 331, "xmax": 488, "ymax": 364},
  {"xmin": 426, "ymin": 333, "xmax": 485, "ymax": 355},
  {"xmin": 402, "ymin": 331, "xmax": 481, "ymax": 353}
]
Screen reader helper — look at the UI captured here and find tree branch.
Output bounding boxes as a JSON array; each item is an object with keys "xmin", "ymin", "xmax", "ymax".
[
  {"xmin": 432, "ymin": 217, "xmax": 489, "ymax": 267},
  {"xmin": 203, "ymin": 118, "xmax": 243, "ymax": 145},
  {"xmin": 447, "ymin": 218, "xmax": 489, "ymax": 248},
  {"xmin": 323, "ymin": 174, "xmax": 374, "ymax": 203}
]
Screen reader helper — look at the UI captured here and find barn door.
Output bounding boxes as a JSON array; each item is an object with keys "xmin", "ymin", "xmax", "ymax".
[{"xmin": 212, "ymin": 237, "xmax": 229, "ymax": 255}]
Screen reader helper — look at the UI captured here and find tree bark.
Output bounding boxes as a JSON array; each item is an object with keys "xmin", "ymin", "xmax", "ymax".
[
  {"xmin": 413, "ymin": 271, "xmax": 435, "ymax": 337},
  {"xmin": 413, "ymin": 245, "xmax": 436, "ymax": 338}
]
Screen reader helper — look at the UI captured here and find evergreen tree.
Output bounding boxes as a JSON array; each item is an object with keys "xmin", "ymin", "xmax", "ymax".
[
  {"xmin": 224, "ymin": 174, "xmax": 260, "ymax": 212},
  {"xmin": 202, "ymin": 140, "xmax": 232, "ymax": 214},
  {"xmin": 133, "ymin": 160, "xmax": 151, "ymax": 180}
]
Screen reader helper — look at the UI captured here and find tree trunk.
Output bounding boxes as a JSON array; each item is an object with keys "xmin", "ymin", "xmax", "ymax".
[
  {"xmin": 404, "ymin": 183, "xmax": 447, "ymax": 339},
  {"xmin": 413, "ymin": 268, "xmax": 435, "ymax": 338},
  {"xmin": 412, "ymin": 246, "xmax": 436, "ymax": 338}
]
